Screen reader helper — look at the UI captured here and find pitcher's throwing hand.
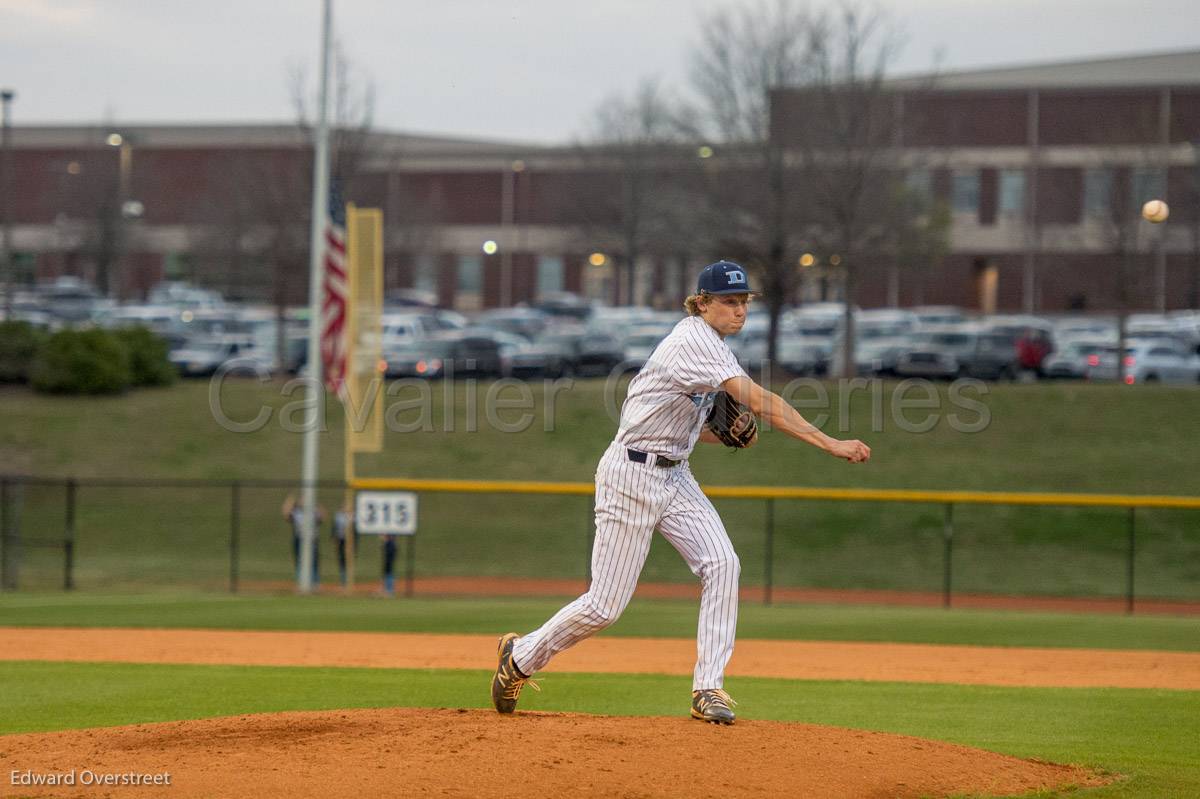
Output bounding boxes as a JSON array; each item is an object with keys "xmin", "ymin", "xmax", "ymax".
[{"xmin": 830, "ymin": 439, "xmax": 871, "ymax": 463}]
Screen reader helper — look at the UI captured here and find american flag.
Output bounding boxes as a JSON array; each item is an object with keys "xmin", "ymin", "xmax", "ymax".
[{"xmin": 320, "ymin": 180, "xmax": 348, "ymax": 394}]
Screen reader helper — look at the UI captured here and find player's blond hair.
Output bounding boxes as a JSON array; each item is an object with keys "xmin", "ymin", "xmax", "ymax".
[{"xmin": 684, "ymin": 293, "xmax": 708, "ymax": 316}]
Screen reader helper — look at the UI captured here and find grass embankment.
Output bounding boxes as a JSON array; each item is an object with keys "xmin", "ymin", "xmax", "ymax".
[
  {"xmin": 2, "ymin": 592, "xmax": 1198, "ymax": 651},
  {"xmin": 1, "ymin": 379, "xmax": 1197, "ymax": 597}
]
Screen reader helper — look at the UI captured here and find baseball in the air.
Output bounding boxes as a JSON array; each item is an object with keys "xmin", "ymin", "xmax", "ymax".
[{"xmin": 1142, "ymin": 199, "xmax": 1169, "ymax": 223}]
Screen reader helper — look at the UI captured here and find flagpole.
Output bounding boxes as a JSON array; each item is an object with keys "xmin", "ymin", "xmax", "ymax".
[{"xmin": 299, "ymin": 0, "xmax": 333, "ymax": 595}]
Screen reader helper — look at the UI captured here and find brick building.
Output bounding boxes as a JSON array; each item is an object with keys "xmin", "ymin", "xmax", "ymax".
[
  {"xmin": 772, "ymin": 49, "xmax": 1200, "ymax": 312},
  {"xmin": 3, "ymin": 49, "xmax": 1199, "ymax": 313}
]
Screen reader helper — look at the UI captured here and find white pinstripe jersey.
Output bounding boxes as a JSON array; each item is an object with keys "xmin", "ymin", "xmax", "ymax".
[{"xmin": 615, "ymin": 315, "xmax": 747, "ymax": 461}]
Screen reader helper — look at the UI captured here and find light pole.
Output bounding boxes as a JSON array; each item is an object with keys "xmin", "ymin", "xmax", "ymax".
[
  {"xmin": 106, "ymin": 132, "xmax": 140, "ymax": 298},
  {"xmin": 499, "ymin": 159, "xmax": 523, "ymax": 307},
  {"xmin": 1, "ymin": 89, "xmax": 14, "ymax": 319}
]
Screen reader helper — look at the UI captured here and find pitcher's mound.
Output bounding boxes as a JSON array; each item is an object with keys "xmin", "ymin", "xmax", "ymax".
[{"xmin": 1, "ymin": 707, "xmax": 1108, "ymax": 799}]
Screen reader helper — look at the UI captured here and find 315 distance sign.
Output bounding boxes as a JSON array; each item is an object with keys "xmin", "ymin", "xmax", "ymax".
[{"xmin": 355, "ymin": 491, "xmax": 418, "ymax": 536}]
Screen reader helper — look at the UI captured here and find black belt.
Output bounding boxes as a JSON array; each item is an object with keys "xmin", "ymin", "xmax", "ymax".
[{"xmin": 627, "ymin": 448, "xmax": 681, "ymax": 468}]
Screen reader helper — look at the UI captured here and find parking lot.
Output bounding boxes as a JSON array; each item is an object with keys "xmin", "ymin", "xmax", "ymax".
[{"xmin": 6, "ymin": 279, "xmax": 1200, "ymax": 387}]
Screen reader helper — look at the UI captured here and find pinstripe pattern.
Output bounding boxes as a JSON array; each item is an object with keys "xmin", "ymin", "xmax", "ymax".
[{"xmin": 512, "ymin": 315, "xmax": 745, "ymax": 692}]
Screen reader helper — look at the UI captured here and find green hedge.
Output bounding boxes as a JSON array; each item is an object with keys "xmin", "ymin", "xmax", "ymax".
[
  {"xmin": 0, "ymin": 321, "xmax": 47, "ymax": 383},
  {"xmin": 31, "ymin": 328, "xmax": 134, "ymax": 395},
  {"xmin": 112, "ymin": 326, "xmax": 176, "ymax": 387}
]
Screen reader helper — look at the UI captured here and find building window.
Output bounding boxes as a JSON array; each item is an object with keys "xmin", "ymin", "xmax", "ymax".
[
  {"xmin": 998, "ymin": 170, "xmax": 1025, "ymax": 216},
  {"xmin": 1083, "ymin": 168, "xmax": 1113, "ymax": 217},
  {"xmin": 951, "ymin": 170, "xmax": 980, "ymax": 216},
  {"xmin": 1132, "ymin": 167, "xmax": 1165, "ymax": 210},
  {"xmin": 536, "ymin": 255, "xmax": 564, "ymax": 296},
  {"xmin": 456, "ymin": 254, "xmax": 483, "ymax": 310},
  {"xmin": 905, "ymin": 169, "xmax": 932, "ymax": 201},
  {"xmin": 457, "ymin": 254, "xmax": 482, "ymax": 293},
  {"xmin": 413, "ymin": 254, "xmax": 437, "ymax": 293}
]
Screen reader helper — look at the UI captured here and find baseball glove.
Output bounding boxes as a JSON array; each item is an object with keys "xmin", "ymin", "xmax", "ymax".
[{"xmin": 706, "ymin": 391, "xmax": 758, "ymax": 449}]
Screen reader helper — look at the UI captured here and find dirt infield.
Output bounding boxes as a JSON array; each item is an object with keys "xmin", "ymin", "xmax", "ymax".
[
  {"xmin": 0, "ymin": 708, "xmax": 1109, "ymax": 799},
  {"xmin": 11, "ymin": 626, "xmax": 1189, "ymax": 797},
  {"xmin": 2, "ymin": 626, "xmax": 1198, "ymax": 689}
]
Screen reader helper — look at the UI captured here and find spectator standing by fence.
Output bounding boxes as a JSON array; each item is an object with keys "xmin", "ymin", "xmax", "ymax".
[
  {"xmin": 331, "ymin": 500, "xmax": 357, "ymax": 587},
  {"xmin": 282, "ymin": 494, "xmax": 324, "ymax": 588}
]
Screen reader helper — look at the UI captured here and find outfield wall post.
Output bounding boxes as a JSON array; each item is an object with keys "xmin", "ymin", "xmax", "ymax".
[
  {"xmin": 1126, "ymin": 507, "xmax": 1136, "ymax": 615},
  {"xmin": 404, "ymin": 535, "xmax": 415, "ymax": 598},
  {"xmin": 942, "ymin": 504, "xmax": 954, "ymax": 609},
  {"xmin": 764, "ymin": 498, "xmax": 775, "ymax": 607},
  {"xmin": 0, "ymin": 477, "xmax": 7, "ymax": 590},
  {"xmin": 63, "ymin": 478, "xmax": 76, "ymax": 591},
  {"xmin": 0, "ymin": 476, "xmax": 9, "ymax": 590},
  {"xmin": 229, "ymin": 480, "xmax": 241, "ymax": 594}
]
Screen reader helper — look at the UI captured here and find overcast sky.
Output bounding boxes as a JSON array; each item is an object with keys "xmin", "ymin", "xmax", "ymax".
[{"xmin": 1, "ymin": 0, "xmax": 1197, "ymax": 144}]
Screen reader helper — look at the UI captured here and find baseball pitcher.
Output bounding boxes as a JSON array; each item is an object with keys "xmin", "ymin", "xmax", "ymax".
[{"xmin": 492, "ymin": 260, "xmax": 871, "ymax": 724}]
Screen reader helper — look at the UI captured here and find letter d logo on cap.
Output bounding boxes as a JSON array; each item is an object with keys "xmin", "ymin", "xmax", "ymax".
[{"xmin": 726, "ymin": 270, "xmax": 745, "ymax": 285}]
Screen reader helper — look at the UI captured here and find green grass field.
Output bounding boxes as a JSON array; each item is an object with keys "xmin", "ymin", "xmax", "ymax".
[
  {"xmin": 2, "ymin": 592, "xmax": 1199, "ymax": 650},
  {"xmin": 2, "ymin": 379, "xmax": 1198, "ymax": 598},
  {"xmin": 3, "ymin": 362, "xmax": 1199, "ymax": 796},
  {"xmin": 1, "ymin": 593, "xmax": 1198, "ymax": 798}
]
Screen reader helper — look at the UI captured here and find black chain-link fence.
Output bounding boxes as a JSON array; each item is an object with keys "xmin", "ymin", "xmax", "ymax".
[{"xmin": 1, "ymin": 475, "xmax": 1198, "ymax": 612}]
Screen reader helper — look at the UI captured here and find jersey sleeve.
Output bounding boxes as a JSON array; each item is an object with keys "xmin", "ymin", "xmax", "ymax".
[{"xmin": 671, "ymin": 330, "xmax": 746, "ymax": 391}]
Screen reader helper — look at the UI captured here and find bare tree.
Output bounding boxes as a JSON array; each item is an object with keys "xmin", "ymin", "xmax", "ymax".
[
  {"xmin": 888, "ymin": 182, "xmax": 951, "ymax": 306},
  {"xmin": 291, "ymin": 44, "xmax": 376, "ymax": 188},
  {"xmin": 1089, "ymin": 163, "xmax": 1157, "ymax": 382},
  {"xmin": 225, "ymin": 44, "xmax": 375, "ymax": 366},
  {"xmin": 574, "ymin": 79, "xmax": 701, "ymax": 305},
  {"xmin": 689, "ymin": 0, "xmax": 819, "ymax": 371},
  {"xmin": 52, "ymin": 141, "xmax": 126, "ymax": 297},
  {"xmin": 1184, "ymin": 142, "xmax": 1200, "ymax": 310},
  {"xmin": 785, "ymin": 4, "xmax": 907, "ymax": 378},
  {"xmin": 1077, "ymin": 102, "xmax": 1170, "ymax": 381},
  {"xmin": 379, "ymin": 140, "xmax": 446, "ymax": 300}
]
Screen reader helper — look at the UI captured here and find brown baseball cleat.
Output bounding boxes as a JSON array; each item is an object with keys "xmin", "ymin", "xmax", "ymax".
[
  {"xmin": 691, "ymin": 688, "xmax": 737, "ymax": 724},
  {"xmin": 491, "ymin": 632, "xmax": 538, "ymax": 713}
]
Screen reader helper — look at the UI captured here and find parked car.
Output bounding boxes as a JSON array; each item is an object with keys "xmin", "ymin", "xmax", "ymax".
[
  {"xmin": 1041, "ymin": 339, "xmax": 1114, "ymax": 380},
  {"xmin": 384, "ymin": 288, "xmax": 439, "ymax": 309},
  {"xmin": 587, "ymin": 306, "xmax": 660, "ymax": 343},
  {"xmin": 380, "ymin": 312, "xmax": 431, "ymax": 349},
  {"xmin": 789, "ymin": 308, "xmax": 845, "ymax": 375},
  {"xmin": 1052, "ymin": 315, "xmax": 1118, "ymax": 345},
  {"xmin": 980, "ymin": 316, "xmax": 1056, "ymax": 375},
  {"xmin": 534, "ymin": 292, "xmax": 595, "ymax": 324},
  {"xmin": 895, "ymin": 327, "xmax": 979, "ymax": 378},
  {"xmin": 169, "ymin": 334, "xmax": 257, "ymax": 377},
  {"xmin": 829, "ymin": 310, "xmax": 918, "ymax": 376},
  {"xmin": 475, "ymin": 308, "xmax": 550, "ymax": 341},
  {"xmin": 384, "ymin": 338, "xmax": 456, "ymax": 378},
  {"xmin": 385, "ymin": 332, "xmax": 507, "ymax": 379},
  {"xmin": 1167, "ymin": 310, "xmax": 1200, "ymax": 351},
  {"xmin": 621, "ymin": 327, "xmax": 670, "ymax": 370},
  {"xmin": 911, "ymin": 305, "xmax": 968, "ymax": 329},
  {"xmin": 148, "ymin": 281, "xmax": 226, "ymax": 311},
  {"xmin": 35, "ymin": 277, "xmax": 108, "ymax": 325},
  {"xmin": 579, "ymin": 332, "xmax": 629, "ymax": 376},
  {"xmin": 1086, "ymin": 340, "xmax": 1200, "ymax": 384},
  {"xmin": 967, "ymin": 331, "xmax": 1023, "ymax": 380},
  {"xmin": 508, "ymin": 335, "xmax": 573, "ymax": 378},
  {"xmin": 1125, "ymin": 314, "xmax": 1196, "ymax": 352},
  {"xmin": 735, "ymin": 331, "xmax": 821, "ymax": 375}
]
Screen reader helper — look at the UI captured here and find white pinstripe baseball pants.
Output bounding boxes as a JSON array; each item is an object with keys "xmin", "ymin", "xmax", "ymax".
[{"xmin": 512, "ymin": 441, "xmax": 740, "ymax": 691}]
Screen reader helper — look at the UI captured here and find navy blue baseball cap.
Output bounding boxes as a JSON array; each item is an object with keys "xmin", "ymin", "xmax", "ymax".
[{"xmin": 697, "ymin": 260, "xmax": 756, "ymax": 295}]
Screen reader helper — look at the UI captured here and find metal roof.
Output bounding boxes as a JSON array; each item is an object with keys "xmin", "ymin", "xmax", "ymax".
[
  {"xmin": 888, "ymin": 48, "xmax": 1200, "ymax": 90},
  {"xmin": 7, "ymin": 123, "xmax": 547, "ymax": 154}
]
